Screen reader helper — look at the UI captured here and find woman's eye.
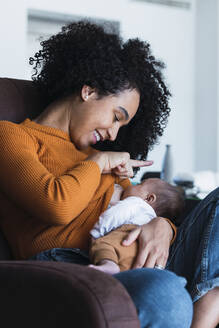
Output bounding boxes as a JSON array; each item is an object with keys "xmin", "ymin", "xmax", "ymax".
[{"xmin": 114, "ymin": 115, "xmax": 120, "ymax": 122}]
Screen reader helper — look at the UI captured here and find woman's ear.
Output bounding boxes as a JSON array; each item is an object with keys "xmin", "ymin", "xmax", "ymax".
[
  {"xmin": 145, "ymin": 193, "xmax": 157, "ymax": 204},
  {"xmin": 81, "ymin": 85, "xmax": 96, "ymax": 101}
]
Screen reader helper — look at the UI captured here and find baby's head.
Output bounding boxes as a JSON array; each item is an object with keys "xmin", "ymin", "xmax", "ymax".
[{"xmin": 121, "ymin": 178, "xmax": 185, "ymax": 221}]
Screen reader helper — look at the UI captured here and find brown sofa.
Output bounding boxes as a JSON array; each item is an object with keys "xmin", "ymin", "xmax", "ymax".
[{"xmin": 0, "ymin": 77, "xmax": 140, "ymax": 328}]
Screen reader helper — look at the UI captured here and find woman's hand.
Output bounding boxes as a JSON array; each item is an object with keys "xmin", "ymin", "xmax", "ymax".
[
  {"xmin": 122, "ymin": 217, "xmax": 173, "ymax": 269},
  {"xmin": 87, "ymin": 151, "xmax": 153, "ymax": 178}
]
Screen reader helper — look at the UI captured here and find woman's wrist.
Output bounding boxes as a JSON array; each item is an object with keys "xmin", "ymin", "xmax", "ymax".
[
  {"xmin": 161, "ymin": 217, "xmax": 177, "ymax": 244},
  {"xmin": 86, "ymin": 153, "xmax": 106, "ymax": 172}
]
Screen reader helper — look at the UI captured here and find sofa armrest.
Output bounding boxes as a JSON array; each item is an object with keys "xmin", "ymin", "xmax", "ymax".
[{"xmin": 0, "ymin": 261, "xmax": 140, "ymax": 328}]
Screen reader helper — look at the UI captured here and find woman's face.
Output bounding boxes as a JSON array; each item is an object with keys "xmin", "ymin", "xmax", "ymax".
[{"xmin": 68, "ymin": 88, "xmax": 140, "ymax": 150}]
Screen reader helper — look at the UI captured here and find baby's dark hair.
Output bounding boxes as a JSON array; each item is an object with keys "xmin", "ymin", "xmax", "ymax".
[
  {"xmin": 154, "ymin": 182, "xmax": 185, "ymax": 225},
  {"xmin": 30, "ymin": 20, "xmax": 171, "ymax": 174}
]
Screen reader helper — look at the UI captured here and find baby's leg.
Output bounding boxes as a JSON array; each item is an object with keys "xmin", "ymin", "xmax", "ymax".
[
  {"xmin": 89, "ymin": 225, "xmax": 138, "ymax": 273},
  {"xmin": 89, "ymin": 259, "xmax": 120, "ymax": 274}
]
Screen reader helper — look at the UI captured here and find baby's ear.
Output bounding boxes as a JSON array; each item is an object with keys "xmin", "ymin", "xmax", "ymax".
[{"xmin": 145, "ymin": 193, "xmax": 157, "ymax": 204}]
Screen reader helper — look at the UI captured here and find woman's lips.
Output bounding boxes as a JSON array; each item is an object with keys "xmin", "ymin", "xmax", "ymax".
[{"xmin": 93, "ymin": 130, "xmax": 101, "ymax": 143}]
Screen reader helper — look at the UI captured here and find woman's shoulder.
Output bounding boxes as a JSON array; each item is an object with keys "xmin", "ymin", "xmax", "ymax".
[
  {"xmin": 0, "ymin": 118, "xmax": 33, "ymax": 132},
  {"xmin": 0, "ymin": 120, "xmax": 23, "ymax": 137},
  {"xmin": 0, "ymin": 120, "xmax": 18, "ymax": 129},
  {"xmin": 0, "ymin": 119, "xmax": 37, "ymax": 146},
  {"xmin": 0, "ymin": 119, "xmax": 28, "ymax": 131}
]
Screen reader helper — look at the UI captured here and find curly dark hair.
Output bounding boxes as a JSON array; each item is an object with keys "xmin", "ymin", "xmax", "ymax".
[{"xmin": 30, "ymin": 20, "xmax": 171, "ymax": 173}]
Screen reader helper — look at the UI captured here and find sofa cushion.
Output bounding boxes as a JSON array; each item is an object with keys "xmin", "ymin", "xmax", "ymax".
[{"xmin": 0, "ymin": 230, "xmax": 13, "ymax": 260}]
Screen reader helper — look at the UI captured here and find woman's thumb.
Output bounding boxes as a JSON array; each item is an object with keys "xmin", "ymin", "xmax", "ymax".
[{"xmin": 122, "ymin": 227, "xmax": 141, "ymax": 246}]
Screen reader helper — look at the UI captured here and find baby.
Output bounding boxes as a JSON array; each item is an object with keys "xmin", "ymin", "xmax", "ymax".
[{"xmin": 89, "ymin": 178, "xmax": 184, "ymax": 274}]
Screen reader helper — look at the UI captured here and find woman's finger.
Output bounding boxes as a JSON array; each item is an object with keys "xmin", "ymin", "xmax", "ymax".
[
  {"xmin": 122, "ymin": 227, "xmax": 141, "ymax": 246},
  {"xmin": 143, "ymin": 252, "xmax": 158, "ymax": 269},
  {"xmin": 116, "ymin": 165, "xmax": 127, "ymax": 173},
  {"xmin": 129, "ymin": 159, "xmax": 153, "ymax": 168},
  {"xmin": 113, "ymin": 165, "xmax": 133, "ymax": 178},
  {"xmin": 116, "ymin": 165, "xmax": 123, "ymax": 171},
  {"xmin": 153, "ymin": 252, "xmax": 169, "ymax": 269},
  {"xmin": 102, "ymin": 169, "xmax": 112, "ymax": 174},
  {"xmin": 132, "ymin": 248, "xmax": 149, "ymax": 269}
]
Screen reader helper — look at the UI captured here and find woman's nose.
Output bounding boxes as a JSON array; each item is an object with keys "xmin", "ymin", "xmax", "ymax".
[{"xmin": 107, "ymin": 125, "xmax": 119, "ymax": 141}]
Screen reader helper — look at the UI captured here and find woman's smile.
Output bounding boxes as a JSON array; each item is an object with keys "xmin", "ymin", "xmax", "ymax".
[{"xmin": 93, "ymin": 130, "xmax": 101, "ymax": 144}]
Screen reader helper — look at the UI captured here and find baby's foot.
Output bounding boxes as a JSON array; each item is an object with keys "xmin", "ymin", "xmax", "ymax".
[{"xmin": 88, "ymin": 259, "xmax": 120, "ymax": 275}]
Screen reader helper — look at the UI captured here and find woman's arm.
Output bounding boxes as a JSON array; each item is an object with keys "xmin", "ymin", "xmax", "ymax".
[{"xmin": 0, "ymin": 123, "xmax": 101, "ymax": 225}]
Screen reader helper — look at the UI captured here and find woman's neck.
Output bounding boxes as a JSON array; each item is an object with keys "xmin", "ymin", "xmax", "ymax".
[{"xmin": 33, "ymin": 98, "xmax": 71, "ymax": 133}]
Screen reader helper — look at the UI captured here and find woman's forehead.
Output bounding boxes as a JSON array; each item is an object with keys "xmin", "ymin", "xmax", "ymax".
[{"xmin": 115, "ymin": 89, "xmax": 140, "ymax": 118}]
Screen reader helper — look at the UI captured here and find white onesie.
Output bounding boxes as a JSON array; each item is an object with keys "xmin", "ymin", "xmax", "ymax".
[{"xmin": 90, "ymin": 195, "xmax": 157, "ymax": 239}]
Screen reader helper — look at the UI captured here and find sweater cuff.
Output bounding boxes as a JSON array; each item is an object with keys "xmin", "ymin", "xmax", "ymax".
[
  {"xmin": 162, "ymin": 218, "xmax": 177, "ymax": 245},
  {"xmin": 115, "ymin": 177, "xmax": 131, "ymax": 189}
]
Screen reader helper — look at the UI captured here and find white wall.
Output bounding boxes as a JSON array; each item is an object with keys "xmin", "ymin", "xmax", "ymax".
[
  {"xmin": 195, "ymin": 0, "xmax": 218, "ymax": 172},
  {"xmin": 0, "ymin": 1, "xmax": 27, "ymax": 79},
  {"xmin": 0, "ymin": 0, "xmax": 195, "ymax": 181}
]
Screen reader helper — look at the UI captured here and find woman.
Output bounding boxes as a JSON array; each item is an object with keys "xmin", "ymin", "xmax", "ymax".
[{"xmin": 0, "ymin": 21, "xmax": 218, "ymax": 327}]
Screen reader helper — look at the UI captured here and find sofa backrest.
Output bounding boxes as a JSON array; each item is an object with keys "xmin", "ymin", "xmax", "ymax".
[
  {"xmin": 0, "ymin": 78, "xmax": 44, "ymax": 259},
  {"xmin": 0, "ymin": 78, "xmax": 44, "ymax": 122}
]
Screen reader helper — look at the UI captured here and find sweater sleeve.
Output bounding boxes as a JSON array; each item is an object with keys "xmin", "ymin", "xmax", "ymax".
[
  {"xmin": 0, "ymin": 122, "xmax": 101, "ymax": 225},
  {"xmin": 115, "ymin": 176, "xmax": 131, "ymax": 189}
]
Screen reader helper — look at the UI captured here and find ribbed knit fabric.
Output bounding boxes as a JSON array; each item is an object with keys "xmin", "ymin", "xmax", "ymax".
[{"xmin": 0, "ymin": 119, "xmax": 131, "ymax": 259}]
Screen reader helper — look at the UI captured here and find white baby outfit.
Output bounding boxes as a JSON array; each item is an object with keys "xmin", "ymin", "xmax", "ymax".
[{"xmin": 90, "ymin": 196, "xmax": 156, "ymax": 239}]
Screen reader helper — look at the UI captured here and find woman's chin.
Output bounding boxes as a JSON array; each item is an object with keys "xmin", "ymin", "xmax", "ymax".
[{"xmin": 74, "ymin": 142, "xmax": 91, "ymax": 151}]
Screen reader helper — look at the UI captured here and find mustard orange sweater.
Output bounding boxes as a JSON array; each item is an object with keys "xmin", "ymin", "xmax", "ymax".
[{"xmin": 0, "ymin": 119, "xmax": 131, "ymax": 260}]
